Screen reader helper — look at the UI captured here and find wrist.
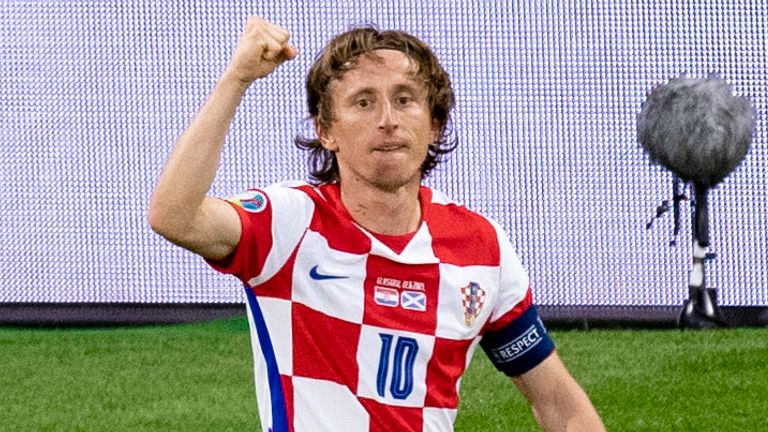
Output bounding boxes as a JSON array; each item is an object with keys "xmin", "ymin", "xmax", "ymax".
[{"xmin": 219, "ymin": 69, "xmax": 253, "ymax": 94}]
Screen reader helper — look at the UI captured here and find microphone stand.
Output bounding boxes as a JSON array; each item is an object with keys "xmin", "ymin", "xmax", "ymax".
[
  {"xmin": 669, "ymin": 176, "xmax": 685, "ymax": 246},
  {"xmin": 678, "ymin": 182, "xmax": 725, "ymax": 328}
]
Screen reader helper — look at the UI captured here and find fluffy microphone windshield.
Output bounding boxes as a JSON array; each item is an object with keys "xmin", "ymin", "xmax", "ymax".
[{"xmin": 637, "ymin": 76, "xmax": 755, "ymax": 187}]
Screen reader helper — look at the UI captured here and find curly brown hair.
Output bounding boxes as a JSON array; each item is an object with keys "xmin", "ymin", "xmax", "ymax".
[{"xmin": 294, "ymin": 26, "xmax": 456, "ymax": 184}]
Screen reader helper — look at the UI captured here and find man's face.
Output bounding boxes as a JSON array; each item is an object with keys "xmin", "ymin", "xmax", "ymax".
[{"xmin": 319, "ymin": 49, "xmax": 437, "ymax": 191}]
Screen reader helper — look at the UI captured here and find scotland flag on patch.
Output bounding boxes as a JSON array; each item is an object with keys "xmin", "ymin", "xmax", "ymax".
[{"xmin": 401, "ymin": 290, "xmax": 427, "ymax": 312}]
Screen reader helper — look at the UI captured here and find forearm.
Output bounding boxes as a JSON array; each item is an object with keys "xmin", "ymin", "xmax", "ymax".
[
  {"xmin": 148, "ymin": 17, "xmax": 296, "ymax": 258},
  {"xmin": 149, "ymin": 71, "xmax": 249, "ymax": 235},
  {"xmin": 513, "ymin": 352, "xmax": 605, "ymax": 432},
  {"xmin": 531, "ymin": 382, "xmax": 605, "ymax": 432}
]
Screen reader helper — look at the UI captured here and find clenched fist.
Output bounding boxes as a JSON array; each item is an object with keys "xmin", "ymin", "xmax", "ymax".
[{"xmin": 226, "ymin": 17, "xmax": 298, "ymax": 85}]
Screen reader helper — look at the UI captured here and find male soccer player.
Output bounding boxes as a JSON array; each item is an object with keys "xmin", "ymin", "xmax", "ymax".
[{"xmin": 149, "ymin": 16, "xmax": 605, "ymax": 432}]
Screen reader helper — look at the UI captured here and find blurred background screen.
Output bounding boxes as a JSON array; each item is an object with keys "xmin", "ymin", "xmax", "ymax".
[{"xmin": 1, "ymin": 1, "xmax": 765, "ymax": 307}]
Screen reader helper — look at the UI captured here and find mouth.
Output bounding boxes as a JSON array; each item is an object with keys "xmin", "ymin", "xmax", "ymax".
[{"xmin": 373, "ymin": 141, "xmax": 408, "ymax": 152}]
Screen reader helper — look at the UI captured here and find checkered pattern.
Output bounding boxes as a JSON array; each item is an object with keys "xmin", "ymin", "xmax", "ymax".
[
  {"xmin": 460, "ymin": 283, "xmax": 487, "ymax": 327},
  {"xmin": 208, "ymin": 182, "xmax": 532, "ymax": 432}
]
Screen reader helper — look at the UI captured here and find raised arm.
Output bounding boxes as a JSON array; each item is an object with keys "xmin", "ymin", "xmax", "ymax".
[
  {"xmin": 148, "ymin": 17, "xmax": 297, "ymax": 260},
  {"xmin": 512, "ymin": 351, "xmax": 606, "ymax": 432}
]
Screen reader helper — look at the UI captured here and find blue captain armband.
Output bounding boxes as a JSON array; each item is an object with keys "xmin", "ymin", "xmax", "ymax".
[{"xmin": 480, "ymin": 305, "xmax": 555, "ymax": 377}]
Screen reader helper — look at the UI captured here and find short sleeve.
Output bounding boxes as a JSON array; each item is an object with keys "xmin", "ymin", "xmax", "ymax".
[{"xmin": 206, "ymin": 183, "xmax": 315, "ymax": 286}]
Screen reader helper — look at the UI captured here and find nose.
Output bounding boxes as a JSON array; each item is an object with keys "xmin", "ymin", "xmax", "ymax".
[{"xmin": 377, "ymin": 100, "xmax": 399, "ymax": 132}]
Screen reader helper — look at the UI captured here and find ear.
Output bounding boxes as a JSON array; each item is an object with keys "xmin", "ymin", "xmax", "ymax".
[{"xmin": 315, "ymin": 120, "xmax": 338, "ymax": 151}]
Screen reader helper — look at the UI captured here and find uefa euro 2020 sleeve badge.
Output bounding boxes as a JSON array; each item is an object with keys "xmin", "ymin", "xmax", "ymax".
[
  {"xmin": 228, "ymin": 190, "xmax": 268, "ymax": 213},
  {"xmin": 461, "ymin": 282, "xmax": 486, "ymax": 326}
]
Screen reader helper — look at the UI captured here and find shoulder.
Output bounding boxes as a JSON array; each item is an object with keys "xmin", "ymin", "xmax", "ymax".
[
  {"xmin": 424, "ymin": 187, "xmax": 510, "ymax": 266},
  {"xmin": 425, "ymin": 187, "xmax": 508, "ymax": 240},
  {"xmin": 224, "ymin": 181, "xmax": 319, "ymax": 223},
  {"xmin": 234, "ymin": 180, "xmax": 317, "ymax": 204},
  {"xmin": 265, "ymin": 180, "xmax": 338, "ymax": 206}
]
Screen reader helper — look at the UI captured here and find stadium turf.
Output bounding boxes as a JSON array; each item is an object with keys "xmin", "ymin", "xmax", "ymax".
[{"xmin": 1, "ymin": 317, "xmax": 766, "ymax": 431}]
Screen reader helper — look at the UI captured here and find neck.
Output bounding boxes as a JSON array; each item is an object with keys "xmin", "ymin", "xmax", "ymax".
[{"xmin": 339, "ymin": 179, "xmax": 422, "ymax": 235}]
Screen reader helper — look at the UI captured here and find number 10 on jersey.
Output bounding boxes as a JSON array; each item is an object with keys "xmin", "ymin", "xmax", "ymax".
[{"xmin": 376, "ymin": 333, "xmax": 419, "ymax": 400}]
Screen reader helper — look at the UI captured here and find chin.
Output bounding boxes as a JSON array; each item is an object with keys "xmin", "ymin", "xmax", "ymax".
[{"xmin": 370, "ymin": 170, "xmax": 420, "ymax": 191}]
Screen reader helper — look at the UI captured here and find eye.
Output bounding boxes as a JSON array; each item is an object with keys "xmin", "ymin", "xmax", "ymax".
[
  {"xmin": 396, "ymin": 95, "xmax": 413, "ymax": 105},
  {"xmin": 356, "ymin": 98, "xmax": 372, "ymax": 108}
]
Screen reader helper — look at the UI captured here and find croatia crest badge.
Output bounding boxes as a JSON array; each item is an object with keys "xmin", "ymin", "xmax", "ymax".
[{"xmin": 460, "ymin": 282, "xmax": 486, "ymax": 326}]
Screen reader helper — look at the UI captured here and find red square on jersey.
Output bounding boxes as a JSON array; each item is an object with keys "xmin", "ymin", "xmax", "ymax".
[
  {"xmin": 426, "ymin": 204, "xmax": 500, "ymax": 266},
  {"xmin": 280, "ymin": 375, "xmax": 294, "ymax": 428},
  {"xmin": 360, "ymin": 397, "xmax": 423, "ymax": 432},
  {"xmin": 424, "ymin": 337, "xmax": 474, "ymax": 408},
  {"xmin": 253, "ymin": 247, "xmax": 298, "ymax": 301},
  {"xmin": 291, "ymin": 302, "xmax": 361, "ymax": 392},
  {"xmin": 363, "ymin": 255, "xmax": 440, "ymax": 335}
]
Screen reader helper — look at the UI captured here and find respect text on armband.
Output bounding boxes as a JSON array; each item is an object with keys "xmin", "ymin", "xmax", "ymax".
[{"xmin": 488, "ymin": 325, "xmax": 542, "ymax": 364}]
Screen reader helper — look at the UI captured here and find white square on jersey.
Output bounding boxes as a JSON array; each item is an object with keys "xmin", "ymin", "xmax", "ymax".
[
  {"xmin": 258, "ymin": 296, "xmax": 293, "ymax": 375},
  {"xmin": 422, "ymin": 407, "xmax": 458, "ymax": 432},
  {"xmin": 355, "ymin": 324, "xmax": 435, "ymax": 408},
  {"xmin": 293, "ymin": 377, "xmax": 369, "ymax": 432},
  {"xmin": 435, "ymin": 262, "xmax": 499, "ymax": 340},
  {"xmin": 292, "ymin": 230, "xmax": 367, "ymax": 324}
]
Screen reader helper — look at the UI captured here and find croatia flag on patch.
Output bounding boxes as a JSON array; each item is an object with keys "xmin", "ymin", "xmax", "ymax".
[
  {"xmin": 401, "ymin": 290, "xmax": 427, "ymax": 312},
  {"xmin": 374, "ymin": 286, "xmax": 399, "ymax": 307}
]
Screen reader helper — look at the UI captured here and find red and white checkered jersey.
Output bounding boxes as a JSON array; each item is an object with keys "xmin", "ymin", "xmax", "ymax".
[{"xmin": 208, "ymin": 181, "xmax": 534, "ymax": 432}]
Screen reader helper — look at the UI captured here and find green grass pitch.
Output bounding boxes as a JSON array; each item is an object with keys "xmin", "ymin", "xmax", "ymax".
[{"xmin": 2, "ymin": 317, "xmax": 766, "ymax": 431}]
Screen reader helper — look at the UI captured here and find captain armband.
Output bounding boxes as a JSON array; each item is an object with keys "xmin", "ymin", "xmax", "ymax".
[{"xmin": 480, "ymin": 305, "xmax": 555, "ymax": 377}]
